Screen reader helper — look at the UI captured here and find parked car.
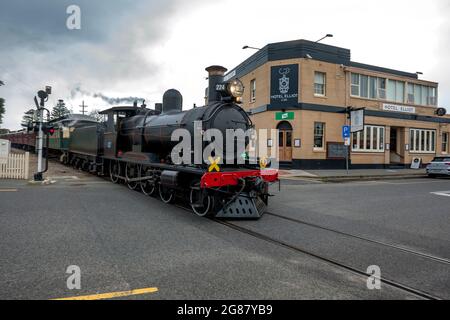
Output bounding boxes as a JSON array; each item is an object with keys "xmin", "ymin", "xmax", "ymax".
[{"xmin": 426, "ymin": 157, "xmax": 450, "ymax": 177}]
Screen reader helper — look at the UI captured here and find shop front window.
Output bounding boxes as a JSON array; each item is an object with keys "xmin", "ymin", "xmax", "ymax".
[
  {"xmin": 410, "ymin": 129, "xmax": 436, "ymax": 153},
  {"xmin": 352, "ymin": 125, "xmax": 385, "ymax": 152}
]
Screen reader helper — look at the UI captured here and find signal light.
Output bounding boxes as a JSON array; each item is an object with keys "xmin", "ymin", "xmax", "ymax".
[{"xmin": 42, "ymin": 124, "xmax": 56, "ymax": 136}]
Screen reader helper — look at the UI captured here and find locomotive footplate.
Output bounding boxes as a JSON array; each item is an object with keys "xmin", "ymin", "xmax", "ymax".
[{"xmin": 215, "ymin": 193, "xmax": 267, "ymax": 219}]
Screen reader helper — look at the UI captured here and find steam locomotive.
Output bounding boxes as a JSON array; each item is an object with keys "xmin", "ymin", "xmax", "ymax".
[{"xmin": 2, "ymin": 66, "xmax": 278, "ymax": 219}]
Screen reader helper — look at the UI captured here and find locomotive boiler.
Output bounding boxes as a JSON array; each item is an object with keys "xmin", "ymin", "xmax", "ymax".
[{"xmin": 118, "ymin": 93, "xmax": 253, "ymax": 164}]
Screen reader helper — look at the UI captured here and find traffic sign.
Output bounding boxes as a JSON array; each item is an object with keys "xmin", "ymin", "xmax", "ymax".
[
  {"xmin": 342, "ymin": 125, "xmax": 351, "ymax": 138},
  {"xmin": 344, "ymin": 137, "xmax": 351, "ymax": 146}
]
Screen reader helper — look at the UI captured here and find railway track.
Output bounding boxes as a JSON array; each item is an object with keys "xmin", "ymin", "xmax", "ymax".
[
  {"xmin": 212, "ymin": 218, "xmax": 442, "ymax": 300},
  {"xmin": 265, "ymin": 211, "xmax": 450, "ymax": 266}
]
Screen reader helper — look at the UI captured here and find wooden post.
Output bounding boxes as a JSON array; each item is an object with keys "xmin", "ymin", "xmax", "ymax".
[{"xmin": 24, "ymin": 152, "xmax": 30, "ymax": 180}]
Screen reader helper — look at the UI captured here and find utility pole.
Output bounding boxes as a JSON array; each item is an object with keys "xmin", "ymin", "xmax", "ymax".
[{"xmin": 79, "ymin": 100, "xmax": 87, "ymax": 115}]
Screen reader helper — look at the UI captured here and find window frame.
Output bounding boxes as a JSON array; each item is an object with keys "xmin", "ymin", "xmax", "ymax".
[
  {"xmin": 387, "ymin": 79, "xmax": 405, "ymax": 103},
  {"xmin": 314, "ymin": 72, "xmax": 326, "ymax": 97},
  {"xmin": 313, "ymin": 122, "xmax": 325, "ymax": 150},
  {"xmin": 409, "ymin": 128, "xmax": 436, "ymax": 153},
  {"xmin": 350, "ymin": 73, "xmax": 387, "ymax": 101},
  {"xmin": 442, "ymin": 132, "xmax": 449, "ymax": 154},
  {"xmin": 250, "ymin": 79, "xmax": 256, "ymax": 102},
  {"xmin": 352, "ymin": 125, "xmax": 385, "ymax": 153},
  {"xmin": 351, "ymin": 73, "xmax": 360, "ymax": 97},
  {"xmin": 350, "ymin": 73, "xmax": 439, "ymax": 107}
]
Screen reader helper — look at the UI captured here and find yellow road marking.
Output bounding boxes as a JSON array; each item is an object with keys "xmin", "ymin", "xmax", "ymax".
[
  {"xmin": 0, "ymin": 189, "xmax": 18, "ymax": 192},
  {"xmin": 52, "ymin": 287, "xmax": 158, "ymax": 300}
]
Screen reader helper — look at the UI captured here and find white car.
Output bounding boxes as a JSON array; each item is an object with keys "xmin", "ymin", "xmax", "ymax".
[{"xmin": 426, "ymin": 157, "xmax": 450, "ymax": 177}]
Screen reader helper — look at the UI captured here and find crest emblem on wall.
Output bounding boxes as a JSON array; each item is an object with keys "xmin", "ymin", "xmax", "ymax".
[
  {"xmin": 278, "ymin": 68, "xmax": 290, "ymax": 94},
  {"xmin": 270, "ymin": 64, "xmax": 298, "ymax": 105}
]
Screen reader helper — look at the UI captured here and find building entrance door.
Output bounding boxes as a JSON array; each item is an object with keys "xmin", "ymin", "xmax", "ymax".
[
  {"xmin": 389, "ymin": 127, "xmax": 404, "ymax": 164},
  {"xmin": 277, "ymin": 121, "xmax": 293, "ymax": 162}
]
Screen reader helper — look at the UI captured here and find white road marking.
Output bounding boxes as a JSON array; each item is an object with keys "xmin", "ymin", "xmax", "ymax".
[
  {"xmin": 430, "ymin": 191, "xmax": 450, "ymax": 197},
  {"xmin": 373, "ymin": 180, "xmax": 446, "ymax": 185}
]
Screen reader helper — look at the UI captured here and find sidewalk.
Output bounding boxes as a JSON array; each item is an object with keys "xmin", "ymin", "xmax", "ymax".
[{"xmin": 279, "ymin": 168, "xmax": 427, "ymax": 182}]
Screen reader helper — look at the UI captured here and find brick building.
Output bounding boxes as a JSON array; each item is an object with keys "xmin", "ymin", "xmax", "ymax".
[{"xmin": 225, "ymin": 39, "xmax": 450, "ymax": 169}]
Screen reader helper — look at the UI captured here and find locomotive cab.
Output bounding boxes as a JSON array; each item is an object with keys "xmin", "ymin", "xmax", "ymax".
[{"xmin": 101, "ymin": 106, "xmax": 151, "ymax": 158}]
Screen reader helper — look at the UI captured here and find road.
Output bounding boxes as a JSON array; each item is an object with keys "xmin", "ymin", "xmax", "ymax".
[{"xmin": 0, "ymin": 166, "xmax": 449, "ymax": 300}]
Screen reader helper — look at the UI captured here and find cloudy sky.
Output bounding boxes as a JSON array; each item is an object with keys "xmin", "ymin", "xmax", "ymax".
[{"xmin": 0, "ymin": 0, "xmax": 449, "ymax": 129}]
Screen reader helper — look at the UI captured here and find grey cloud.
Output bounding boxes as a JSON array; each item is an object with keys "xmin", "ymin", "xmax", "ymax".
[{"xmin": 0, "ymin": 0, "xmax": 207, "ymax": 129}]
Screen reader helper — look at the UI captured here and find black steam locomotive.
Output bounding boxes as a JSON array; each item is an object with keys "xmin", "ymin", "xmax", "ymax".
[{"xmin": 7, "ymin": 66, "xmax": 279, "ymax": 218}]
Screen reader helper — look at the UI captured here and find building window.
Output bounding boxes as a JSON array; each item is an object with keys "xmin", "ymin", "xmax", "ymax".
[
  {"xmin": 377, "ymin": 78, "xmax": 386, "ymax": 100},
  {"xmin": 407, "ymin": 83, "xmax": 415, "ymax": 104},
  {"xmin": 350, "ymin": 73, "xmax": 438, "ymax": 105},
  {"xmin": 313, "ymin": 122, "xmax": 325, "ymax": 149},
  {"xmin": 410, "ymin": 129, "xmax": 436, "ymax": 153},
  {"xmin": 360, "ymin": 75, "xmax": 369, "ymax": 98},
  {"xmin": 250, "ymin": 79, "xmax": 256, "ymax": 102},
  {"xmin": 428, "ymin": 87, "xmax": 437, "ymax": 106},
  {"xmin": 407, "ymin": 83, "xmax": 437, "ymax": 106},
  {"xmin": 387, "ymin": 80, "xmax": 405, "ymax": 103},
  {"xmin": 352, "ymin": 125, "xmax": 385, "ymax": 152},
  {"xmin": 351, "ymin": 73, "xmax": 387, "ymax": 100},
  {"xmin": 442, "ymin": 132, "xmax": 448, "ymax": 154},
  {"xmin": 369, "ymin": 76, "xmax": 377, "ymax": 99},
  {"xmin": 314, "ymin": 72, "xmax": 326, "ymax": 96},
  {"xmin": 351, "ymin": 73, "xmax": 360, "ymax": 96}
]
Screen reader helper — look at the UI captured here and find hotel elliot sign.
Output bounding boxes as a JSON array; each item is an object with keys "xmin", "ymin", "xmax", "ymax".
[{"xmin": 382, "ymin": 103, "xmax": 416, "ymax": 114}]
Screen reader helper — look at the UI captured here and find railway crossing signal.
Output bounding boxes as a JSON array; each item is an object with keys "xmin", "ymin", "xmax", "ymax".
[
  {"xmin": 43, "ymin": 124, "xmax": 55, "ymax": 136},
  {"xmin": 33, "ymin": 86, "xmax": 52, "ymax": 181}
]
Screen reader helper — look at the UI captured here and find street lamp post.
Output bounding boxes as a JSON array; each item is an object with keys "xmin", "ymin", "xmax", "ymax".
[
  {"xmin": 315, "ymin": 34, "xmax": 333, "ymax": 43},
  {"xmin": 242, "ymin": 45, "xmax": 261, "ymax": 51}
]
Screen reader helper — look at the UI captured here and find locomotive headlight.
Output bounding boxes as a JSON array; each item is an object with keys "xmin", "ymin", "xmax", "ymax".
[{"xmin": 227, "ymin": 79, "xmax": 244, "ymax": 98}]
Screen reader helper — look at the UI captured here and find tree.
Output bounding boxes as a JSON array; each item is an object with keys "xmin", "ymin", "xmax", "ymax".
[
  {"xmin": 51, "ymin": 99, "xmax": 71, "ymax": 120},
  {"xmin": 88, "ymin": 109, "xmax": 104, "ymax": 122},
  {"xmin": 0, "ymin": 98, "xmax": 5, "ymax": 126},
  {"xmin": 21, "ymin": 109, "xmax": 37, "ymax": 129}
]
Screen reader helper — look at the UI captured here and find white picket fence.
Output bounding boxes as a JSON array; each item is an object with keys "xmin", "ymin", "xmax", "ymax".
[{"xmin": 0, "ymin": 152, "xmax": 30, "ymax": 180}]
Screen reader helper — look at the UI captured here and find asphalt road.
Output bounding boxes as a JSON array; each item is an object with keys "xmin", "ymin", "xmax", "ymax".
[
  {"xmin": 259, "ymin": 177, "xmax": 450, "ymax": 298},
  {"xmin": 0, "ymin": 169, "xmax": 448, "ymax": 300}
]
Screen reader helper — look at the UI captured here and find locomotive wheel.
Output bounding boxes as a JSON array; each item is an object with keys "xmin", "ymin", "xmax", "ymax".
[
  {"xmin": 159, "ymin": 184, "xmax": 174, "ymax": 204},
  {"xmin": 139, "ymin": 166, "xmax": 156, "ymax": 196},
  {"xmin": 125, "ymin": 163, "xmax": 138, "ymax": 190},
  {"xmin": 72, "ymin": 158, "xmax": 78, "ymax": 169},
  {"xmin": 109, "ymin": 160, "xmax": 120, "ymax": 184},
  {"xmin": 189, "ymin": 184, "xmax": 213, "ymax": 217}
]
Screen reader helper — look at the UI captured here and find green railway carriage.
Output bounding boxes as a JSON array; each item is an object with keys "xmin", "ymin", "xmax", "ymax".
[
  {"xmin": 44, "ymin": 114, "xmax": 99, "ymax": 158},
  {"xmin": 46, "ymin": 125, "xmax": 69, "ymax": 151}
]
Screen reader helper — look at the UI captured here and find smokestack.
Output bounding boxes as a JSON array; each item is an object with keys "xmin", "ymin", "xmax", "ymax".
[
  {"xmin": 205, "ymin": 65, "xmax": 227, "ymax": 104},
  {"xmin": 155, "ymin": 103, "xmax": 162, "ymax": 114}
]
